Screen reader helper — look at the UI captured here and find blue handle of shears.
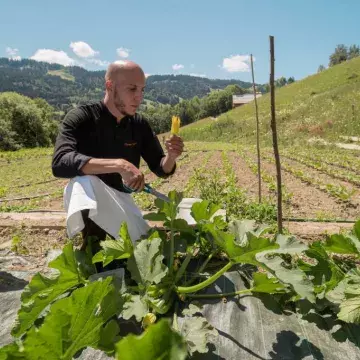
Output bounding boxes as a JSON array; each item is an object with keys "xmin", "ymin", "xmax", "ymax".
[{"xmin": 123, "ymin": 183, "xmax": 152, "ymax": 194}]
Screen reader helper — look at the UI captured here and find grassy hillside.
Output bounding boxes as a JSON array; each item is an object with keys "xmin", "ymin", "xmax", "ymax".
[
  {"xmin": 47, "ymin": 69, "xmax": 75, "ymax": 82},
  {"xmin": 181, "ymin": 57, "xmax": 360, "ymax": 146}
]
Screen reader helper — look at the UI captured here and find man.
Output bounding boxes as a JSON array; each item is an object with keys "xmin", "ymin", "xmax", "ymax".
[{"xmin": 52, "ymin": 60, "xmax": 184, "ymax": 249}]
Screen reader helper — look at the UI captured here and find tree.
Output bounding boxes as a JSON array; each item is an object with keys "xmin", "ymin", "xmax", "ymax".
[
  {"xmin": 329, "ymin": 44, "xmax": 348, "ymax": 67},
  {"xmin": 275, "ymin": 77, "xmax": 287, "ymax": 88},
  {"xmin": 348, "ymin": 44, "xmax": 360, "ymax": 60},
  {"xmin": 0, "ymin": 92, "xmax": 56, "ymax": 150},
  {"xmin": 318, "ymin": 65, "xmax": 326, "ymax": 73},
  {"xmin": 287, "ymin": 77, "xmax": 295, "ymax": 84}
]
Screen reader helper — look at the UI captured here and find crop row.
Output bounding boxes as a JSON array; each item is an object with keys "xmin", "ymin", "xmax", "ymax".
[
  {"xmin": 285, "ymin": 146, "xmax": 360, "ymax": 175},
  {"xmin": 280, "ymin": 151, "xmax": 360, "ymax": 187},
  {"xmin": 261, "ymin": 153, "xmax": 355, "ymax": 203},
  {"xmin": 237, "ymin": 148, "xmax": 293, "ymax": 205}
]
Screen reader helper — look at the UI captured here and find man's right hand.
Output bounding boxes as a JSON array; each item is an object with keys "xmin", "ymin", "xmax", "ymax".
[{"xmin": 117, "ymin": 159, "xmax": 145, "ymax": 192}]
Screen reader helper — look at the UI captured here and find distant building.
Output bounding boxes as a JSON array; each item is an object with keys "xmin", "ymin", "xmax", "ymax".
[{"xmin": 232, "ymin": 93, "xmax": 262, "ymax": 108}]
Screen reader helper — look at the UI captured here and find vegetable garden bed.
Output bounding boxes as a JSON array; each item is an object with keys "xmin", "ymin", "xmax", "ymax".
[{"xmin": 1, "ymin": 191, "xmax": 360, "ymax": 359}]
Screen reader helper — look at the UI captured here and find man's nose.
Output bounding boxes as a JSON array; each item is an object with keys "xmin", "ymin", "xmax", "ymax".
[{"xmin": 134, "ymin": 91, "xmax": 143, "ymax": 102}]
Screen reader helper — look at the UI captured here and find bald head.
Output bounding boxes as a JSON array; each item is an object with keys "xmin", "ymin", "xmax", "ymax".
[
  {"xmin": 105, "ymin": 60, "xmax": 145, "ymax": 82},
  {"xmin": 103, "ymin": 60, "xmax": 146, "ymax": 118}
]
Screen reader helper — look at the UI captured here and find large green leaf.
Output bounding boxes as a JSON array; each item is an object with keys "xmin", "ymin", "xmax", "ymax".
[
  {"xmin": 92, "ymin": 223, "xmax": 134, "ymax": 266},
  {"xmin": 338, "ymin": 296, "xmax": 360, "ymax": 324},
  {"xmin": 204, "ymin": 224, "xmax": 278, "ymax": 265},
  {"xmin": 22, "ymin": 277, "xmax": 123, "ymax": 360},
  {"xmin": 298, "ymin": 241, "xmax": 345, "ymax": 293},
  {"xmin": 232, "ymin": 237, "xmax": 279, "ymax": 266},
  {"xmin": 12, "ymin": 243, "xmax": 88, "ymax": 337},
  {"xmin": 122, "ymin": 294, "xmax": 148, "ymax": 322},
  {"xmin": 180, "ymin": 316, "xmax": 218, "ymax": 355},
  {"xmin": 229, "ymin": 219, "xmax": 270, "ymax": 246},
  {"xmin": 127, "ymin": 237, "xmax": 168, "ymax": 287},
  {"xmin": 92, "ymin": 240, "xmax": 133, "ymax": 266},
  {"xmin": 256, "ymin": 235, "xmax": 315, "ymax": 302},
  {"xmin": 251, "ymin": 272, "xmax": 286, "ymax": 294},
  {"xmin": 258, "ymin": 255, "xmax": 315, "ymax": 302},
  {"xmin": 115, "ymin": 319, "xmax": 187, "ymax": 360},
  {"xmin": 324, "ymin": 234, "xmax": 360, "ymax": 255},
  {"xmin": 191, "ymin": 200, "xmax": 220, "ymax": 223},
  {"xmin": 255, "ymin": 234, "xmax": 308, "ymax": 261}
]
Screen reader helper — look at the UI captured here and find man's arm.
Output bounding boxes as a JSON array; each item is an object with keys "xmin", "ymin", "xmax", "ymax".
[
  {"xmin": 140, "ymin": 120, "xmax": 177, "ymax": 178},
  {"xmin": 51, "ymin": 109, "xmax": 93, "ymax": 178}
]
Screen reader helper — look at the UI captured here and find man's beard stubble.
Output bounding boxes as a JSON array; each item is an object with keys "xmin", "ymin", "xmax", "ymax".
[{"xmin": 114, "ymin": 88, "xmax": 129, "ymax": 116}]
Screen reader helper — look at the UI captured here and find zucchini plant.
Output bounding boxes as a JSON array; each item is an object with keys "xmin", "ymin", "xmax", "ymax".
[{"xmin": 2, "ymin": 191, "xmax": 360, "ymax": 359}]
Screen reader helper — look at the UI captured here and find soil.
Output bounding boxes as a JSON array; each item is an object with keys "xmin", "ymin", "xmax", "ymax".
[
  {"xmin": 156, "ymin": 151, "xmax": 214, "ymax": 195},
  {"xmin": 280, "ymin": 156, "xmax": 360, "ymax": 217},
  {"xmin": 229, "ymin": 152, "xmax": 273, "ymax": 201}
]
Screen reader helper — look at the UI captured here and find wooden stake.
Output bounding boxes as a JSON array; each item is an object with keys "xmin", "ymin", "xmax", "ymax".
[
  {"xmin": 269, "ymin": 36, "xmax": 283, "ymax": 233},
  {"xmin": 250, "ymin": 54, "xmax": 262, "ymax": 203}
]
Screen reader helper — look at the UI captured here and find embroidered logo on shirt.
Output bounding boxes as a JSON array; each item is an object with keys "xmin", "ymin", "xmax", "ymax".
[{"xmin": 124, "ymin": 142, "xmax": 137, "ymax": 147}]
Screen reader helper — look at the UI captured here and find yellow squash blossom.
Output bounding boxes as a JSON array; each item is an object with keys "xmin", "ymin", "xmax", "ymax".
[
  {"xmin": 142, "ymin": 313, "xmax": 157, "ymax": 329},
  {"xmin": 171, "ymin": 116, "xmax": 181, "ymax": 135}
]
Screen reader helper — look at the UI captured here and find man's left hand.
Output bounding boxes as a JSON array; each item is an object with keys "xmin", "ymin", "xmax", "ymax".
[{"xmin": 165, "ymin": 135, "xmax": 184, "ymax": 160}]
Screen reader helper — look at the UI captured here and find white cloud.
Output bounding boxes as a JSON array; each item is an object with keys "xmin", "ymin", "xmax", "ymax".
[
  {"xmin": 70, "ymin": 41, "xmax": 98, "ymax": 58},
  {"xmin": 221, "ymin": 55, "xmax": 253, "ymax": 73},
  {"xmin": 145, "ymin": 73, "xmax": 151, "ymax": 78},
  {"xmin": 172, "ymin": 64, "xmax": 184, "ymax": 71},
  {"xmin": 6, "ymin": 47, "xmax": 18, "ymax": 56},
  {"xmin": 189, "ymin": 73, "xmax": 206, "ymax": 78},
  {"xmin": 6, "ymin": 47, "xmax": 21, "ymax": 60},
  {"xmin": 114, "ymin": 60, "xmax": 127, "ymax": 65},
  {"xmin": 87, "ymin": 58, "xmax": 109, "ymax": 67},
  {"xmin": 30, "ymin": 49, "xmax": 75, "ymax": 66},
  {"xmin": 116, "ymin": 47, "xmax": 130, "ymax": 58}
]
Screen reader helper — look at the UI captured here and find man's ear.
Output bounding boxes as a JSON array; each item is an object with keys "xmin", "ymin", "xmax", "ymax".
[{"xmin": 105, "ymin": 80, "xmax": 113, "ymax": 91}]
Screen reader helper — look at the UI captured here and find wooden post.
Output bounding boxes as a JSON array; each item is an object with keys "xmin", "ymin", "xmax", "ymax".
[
  {"xmin": 269, "ymin": 36, "xmax": 283, "ymax": 233},
  {"xmin": 250, "ymin": 54, "xmax": 262, "ymax": 203}
]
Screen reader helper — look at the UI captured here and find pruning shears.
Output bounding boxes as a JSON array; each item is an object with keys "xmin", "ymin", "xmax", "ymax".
[{"xmin": 123, "ymin": 183, "xmax": 170, "ymax": 203}]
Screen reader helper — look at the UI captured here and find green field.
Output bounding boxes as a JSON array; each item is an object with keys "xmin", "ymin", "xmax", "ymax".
[{"xmin": 47, "ymin": 69, "xmax": 75, "ymax": 82}]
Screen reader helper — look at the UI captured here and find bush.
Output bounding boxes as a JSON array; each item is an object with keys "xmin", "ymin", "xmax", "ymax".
[{"xmin": 0, "ymin": 92, "xmax": 58, "ymax": 150}]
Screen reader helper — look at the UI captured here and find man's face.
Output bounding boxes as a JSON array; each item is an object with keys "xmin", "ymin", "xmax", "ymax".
[{"xmin": 111, "ymin": 70, "xmax": 145, "ymax": 116}]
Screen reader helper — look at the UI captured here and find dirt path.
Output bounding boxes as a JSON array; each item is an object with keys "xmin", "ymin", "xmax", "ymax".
[
  {"xmin": 229, "ymin": 152, "xmax": 273, "ymax": 201},
  {"xmin": 155, "ymin": 151, "xmax": 215, "ymax": 195}
]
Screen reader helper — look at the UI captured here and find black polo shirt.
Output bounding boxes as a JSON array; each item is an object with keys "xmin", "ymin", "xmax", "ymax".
[{"xmin": 51, "ymin": 101, "xmax": 175, "ymax": 192}]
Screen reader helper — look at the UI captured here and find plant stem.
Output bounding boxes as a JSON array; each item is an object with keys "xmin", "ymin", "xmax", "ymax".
[
  {"xmin": 169, "ymin": 220, "xmax": 175, "ymax": 272},
  {"xmin": 198, "ymin": 252, "xmax": 214, "ymax": 274},
  {"xmin": 176, "ymin": 261, "xmax": 234, "ymax": 294},
  {"xmin": 184, "ymin": 252, "xmax": 214, "ymax": 286},
  {"xmin": 175, "ymin": 251, "xmax": 192, "ymax": 283},
  {"xmin": 186, "ymin": 288, "xmax": 252, "ymax": 299}
]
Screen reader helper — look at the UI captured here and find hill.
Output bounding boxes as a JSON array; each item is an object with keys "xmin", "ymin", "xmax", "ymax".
[
  {"xmin": 181, "ymin": 56, "xmax": 360, "ymax": 145},
  {"xmin": 0, "ymin": 58, "xmax": 264, "ymax": 111}
]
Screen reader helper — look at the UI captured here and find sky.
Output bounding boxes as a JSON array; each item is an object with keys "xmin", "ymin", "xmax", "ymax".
[{"xmin": 1, "ymin": 0, "xmax": 359, "ymax": 84}]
